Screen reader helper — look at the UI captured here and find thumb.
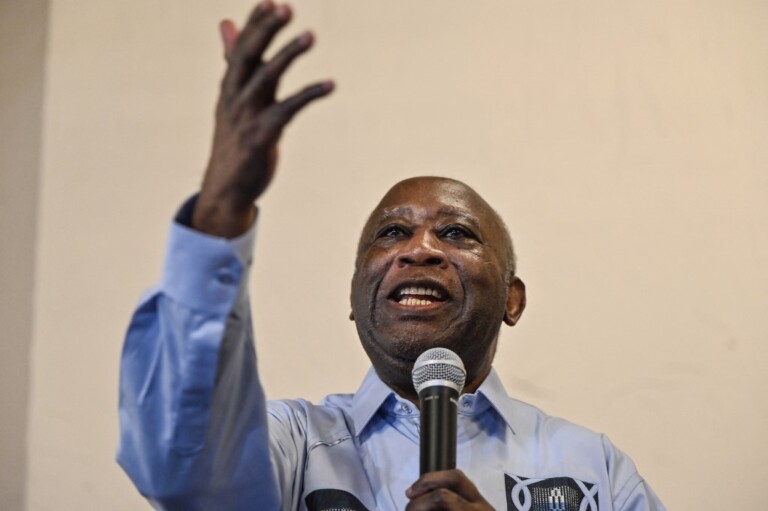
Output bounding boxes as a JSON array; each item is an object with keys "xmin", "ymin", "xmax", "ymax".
[{"xmin": 219, "ymin": 19, "xmax": 240, "ymax": 61}]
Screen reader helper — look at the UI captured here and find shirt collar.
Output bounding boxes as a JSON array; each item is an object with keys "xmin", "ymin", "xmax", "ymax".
[
  {"xmin": 350, "ymin": 367, "xmax": 518, "ymax": 437},
  {"xmin": 351, "ymin": 368, "xmax": 397, "ymax": 437},
  {"xmin": 474, "ymin": 368, "xmax": 518, "ymax": 435}
]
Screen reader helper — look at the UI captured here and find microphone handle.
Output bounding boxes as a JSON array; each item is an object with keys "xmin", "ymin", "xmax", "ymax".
[{"xmin": 418, "ymin": 385, "xmax": 459, "ymax": 475}]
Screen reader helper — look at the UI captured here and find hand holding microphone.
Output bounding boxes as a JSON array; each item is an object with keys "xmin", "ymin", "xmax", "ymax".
[{"xmin": 406, "ymin": 348, "xmax": 493, "ymax": 510}]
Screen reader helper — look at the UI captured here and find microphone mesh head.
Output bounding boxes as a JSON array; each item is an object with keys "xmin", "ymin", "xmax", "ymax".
[{"xmin": 411, "ymin": 348, "xmax": 467, "ymax": 394}]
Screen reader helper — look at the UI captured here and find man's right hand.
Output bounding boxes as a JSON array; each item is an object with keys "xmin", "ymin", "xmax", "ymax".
[{"xmin": 193, "ymin": 1, "xmax": 334, "ymax": 237}]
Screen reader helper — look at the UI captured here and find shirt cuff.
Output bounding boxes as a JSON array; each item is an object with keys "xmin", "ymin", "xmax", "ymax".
[{"xmin": 160, "ymin": 194, "xmax": 257, "ymax": 314}]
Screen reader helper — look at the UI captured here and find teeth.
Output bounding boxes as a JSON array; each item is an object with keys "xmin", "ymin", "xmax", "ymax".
[
  {"xmin": 401, "ymin": 297, "xmax": 433, "ymax": 306},
  {"xmin": 398, "ymin": 286, "xmax": 442, "ymax": 299}
]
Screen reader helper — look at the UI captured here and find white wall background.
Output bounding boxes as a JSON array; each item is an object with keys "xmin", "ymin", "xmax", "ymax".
[{"xmin": 2, "ymin": 0, "xmax": 766, "ymax": 509}]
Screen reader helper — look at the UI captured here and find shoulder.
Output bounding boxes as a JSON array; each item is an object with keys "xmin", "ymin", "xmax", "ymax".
[
  {"xmin": 496, "ymin": 394, "xmax": 639, "ymax": 472},
  {"xmin": 495, "ymin": 396, "xmax": 658, "ymax": 507},
  {"xmin": 500, "ymin": 395, "xmax": 601, "ymax": 439},
  {"xmin": 266, "ymin": 393, "xmax": 355, "ymax": 445}
]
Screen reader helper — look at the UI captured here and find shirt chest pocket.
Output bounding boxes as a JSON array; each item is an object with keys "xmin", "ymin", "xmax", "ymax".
[{"xmin": 503, "ymin": 473, "xmax": 601, "ymax": 511}]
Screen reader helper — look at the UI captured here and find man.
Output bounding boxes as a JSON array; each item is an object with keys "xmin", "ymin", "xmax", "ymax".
[{"xmin": 118, "ymin": 2, "xmax": 666, "ymax": 510}]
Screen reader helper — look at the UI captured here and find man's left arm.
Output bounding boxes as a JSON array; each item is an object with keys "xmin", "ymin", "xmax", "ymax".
[{"xmin": 616, "ymin": 480, "xmax": 666, "ymax": 511}]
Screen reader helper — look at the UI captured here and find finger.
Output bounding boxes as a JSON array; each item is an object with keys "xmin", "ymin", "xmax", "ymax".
[
  {"xmin": 241, "ymin": 30, "xmax": 315, "ymax": 107},
  {"xmin": 238, "ymin": 1, "xmax": 289, "ymax": 57},
  {"xmin": 405, "ymin": 488, "xmax": 467, "ymax": 511},
  {"xmin": 269, "ymin": 80, "xmax": 334, "ymax": 126},
  {"xmin": 229, "ymin": 3, "xmax": 292, "ymax": 88},
  {"xmin": 251, "ymin": 81, "xmax": 334, "ymax": 148},
  {"xmin": 219, "ymin": 20, "xmax": 240, "ymax": 61},
  {"xmin": 406, "ymin": 470, "xmax": 483, "ymax": 503}
]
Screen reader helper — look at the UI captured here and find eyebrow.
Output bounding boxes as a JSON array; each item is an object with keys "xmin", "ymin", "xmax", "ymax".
[{"xmin": 377, "ymin": 206, "xmax": 482, "ymax": 228}]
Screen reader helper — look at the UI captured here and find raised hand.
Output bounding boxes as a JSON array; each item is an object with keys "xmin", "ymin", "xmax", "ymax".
[
  {"xmin": 405, "ymin": 470, "xmax": 494, "ymax": 511},
  {"xmin": 193, "ymin": 1, "xmax": 334, "ymax": 237}
]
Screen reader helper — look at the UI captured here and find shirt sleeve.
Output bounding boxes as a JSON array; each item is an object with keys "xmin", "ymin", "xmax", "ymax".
[
  {"xmin": 603, "ymin": 435, "xmax": 667, "ymax": 511},
  {"xmin": 617, "ymin": 479, "xmax": 667, "ymax": 511},
  {"xmin": 117, "ymin": 196, "xmax": 283, "ymax": 510}
]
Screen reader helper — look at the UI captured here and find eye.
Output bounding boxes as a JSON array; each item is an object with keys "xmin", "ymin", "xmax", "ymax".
[
  {"xmin": 441, "ymin": 225, "xmax": 474, "ymax": 240},
  {"xmin": 376, "ymin": 224, "xmax": 409, "ymax": 239}
]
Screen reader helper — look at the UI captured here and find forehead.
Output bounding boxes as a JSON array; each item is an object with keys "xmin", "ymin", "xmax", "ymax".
[{"xmin": 370, "ymin": 178, "xmax": 493, "ymax": 225}]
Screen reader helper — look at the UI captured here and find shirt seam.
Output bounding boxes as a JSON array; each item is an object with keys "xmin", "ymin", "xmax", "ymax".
[{"xmin": 615, "ymin": 474, "xmax": 646, "ymax": 511}]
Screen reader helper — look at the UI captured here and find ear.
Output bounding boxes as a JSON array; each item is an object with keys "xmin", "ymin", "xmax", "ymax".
[{"xmin": 503, "ymin": 277, "xmax": 526, "ymax": 326}]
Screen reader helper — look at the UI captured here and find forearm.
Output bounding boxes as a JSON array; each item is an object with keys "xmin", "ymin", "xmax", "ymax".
[{"xmin": 117, "ymin": 209, "xmax": 280, "ymax": 510}]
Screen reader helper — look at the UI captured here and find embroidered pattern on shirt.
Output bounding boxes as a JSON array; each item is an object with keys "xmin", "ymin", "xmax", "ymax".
[
  {"xmin": 504, "ymin": 473, "xmax": 599, "ymax": 511},
  {"xmin": 305, "ymin": 489, "xmax": 370, "ymax": 511}
]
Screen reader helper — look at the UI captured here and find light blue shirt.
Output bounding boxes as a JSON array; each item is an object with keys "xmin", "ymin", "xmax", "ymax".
[{"xmin": 117, "ymin": 199, "xmax": 666, "ymax": 511}]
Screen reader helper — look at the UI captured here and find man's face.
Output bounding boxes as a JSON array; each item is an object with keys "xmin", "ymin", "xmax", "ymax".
[{"xmin": 350, "ymin": 177, "xmax": 523, "ymax": 396}]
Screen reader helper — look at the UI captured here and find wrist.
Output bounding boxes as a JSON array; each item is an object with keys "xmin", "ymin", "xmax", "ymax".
[{"xmin": 192, "ymin": 193, "xmax": 257, "ymax": 238}]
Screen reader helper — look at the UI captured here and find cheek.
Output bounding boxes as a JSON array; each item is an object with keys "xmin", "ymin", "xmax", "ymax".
[
  {"xmin": 360, "ymin": 250, "xmax": 394, "ymax": 279},
  {"xmin": 352, "ymin": 252, "xmax": 394, "ymax": 300},
  {"xmin": 458, "ymin": 255, "xmax": 507, "ymax": 301}
]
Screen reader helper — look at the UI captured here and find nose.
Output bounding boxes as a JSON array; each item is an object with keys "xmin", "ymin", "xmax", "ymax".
[{"xmin": 397, "ymin": 230, "xmax": 447, "ymax": 268}]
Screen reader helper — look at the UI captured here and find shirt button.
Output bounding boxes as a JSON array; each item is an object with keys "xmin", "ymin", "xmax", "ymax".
[
  {"xmin": 216, "ymin": 269, "xmax": 235, "ymax": 285},
  {"xmin": 400, "ymin": 403, "xmax": 412, "ymax": 414}
]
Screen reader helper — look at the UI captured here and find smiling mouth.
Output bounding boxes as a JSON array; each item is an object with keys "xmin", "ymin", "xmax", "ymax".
[{"xmin": 390, "ymin": 285, "xmax": 447, "ymax": 307}]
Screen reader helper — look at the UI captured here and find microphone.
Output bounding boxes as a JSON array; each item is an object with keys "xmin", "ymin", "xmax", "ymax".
[{"xmin": 411, "ymin": 347, "xmax": 467, "ymax": 475}]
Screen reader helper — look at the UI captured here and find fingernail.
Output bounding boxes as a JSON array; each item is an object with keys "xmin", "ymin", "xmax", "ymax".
[
  {"xmin": 275, "ymin": 5, "xmax": 290, "ymax": 20},
  {"xmin": 299, "ymin": 31, "xmax": 314, "ymax": 46}
]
